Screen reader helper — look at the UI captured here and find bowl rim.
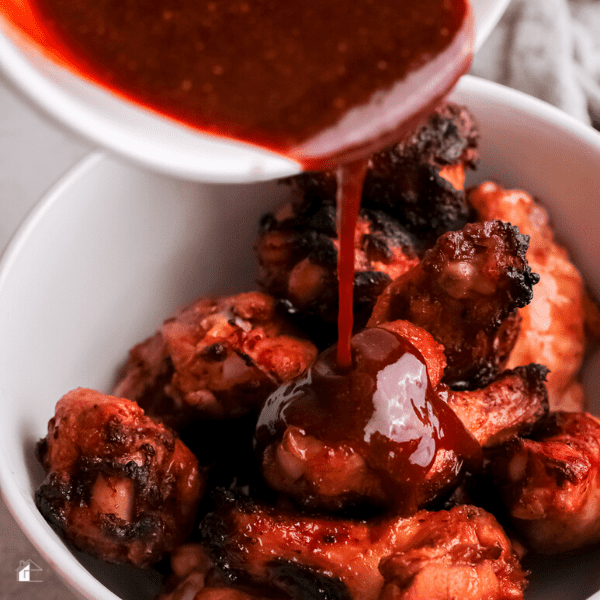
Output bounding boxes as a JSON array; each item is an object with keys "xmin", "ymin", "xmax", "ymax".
[{"xmin": 3, "ymin": 75, "xmax": 600, "ymax": 600}]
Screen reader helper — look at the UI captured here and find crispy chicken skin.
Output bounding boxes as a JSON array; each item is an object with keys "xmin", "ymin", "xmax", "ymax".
[
  {"xmin": 113, "ymin": 291, "xmax": 317, "ymax": 426},
  {"xmin": 201, "ymin": 491, "xmax": 527, "ymax": 600},
  {"xmin": 468, "ymin": 182, "xmax": 588, "ymax": 411},
  {"xmin": 35, "ymin": 388, "xmax": 203, "ymax": 567},
  {"xmin": 285, "ymin": 102, "xmax": 479, "ymax": 249},
  {"xmin": 158, "ymin": 543, "xmax": 280, "ymax": 600},
  {"xmin": 255, "ymin": 323, "xmax": 481, "ymax": 513},
  {"xmin": 444, "ymin": 364, "xmax": 549, "ymax": 448},
  {"xmin": 256, "ymin": 337, "xmax": 547, "ymax": 512},
  {"xmin": 257, "ymin": 197, "xmax": 418, "ymax": 348},
  {"xmin": 489, "ymin": 411, "xmax": 600, "ymax": 554},
  {"xmin": 369, "ymin": 220, "xmax": 539, "ymax": 390}
]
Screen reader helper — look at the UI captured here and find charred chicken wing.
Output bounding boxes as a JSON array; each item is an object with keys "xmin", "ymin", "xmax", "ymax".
[
  {"xmin": 489, "ymin": 411, "xmax": 600, "ymax": 554},
  {"xmin": 284, "ymin": 102, "xmax": 479, "ymax": 249},
  {"xmin": 114, "ymin": 291, "xmax": 317, "ymax": 426},
  {"xmin": 201, "ymin": 491, "xmax": 527, "ymax": 600},
  {"xmin": 469, "ymin": 182, "xmax": 590, "ymax": 411},
  {"xmin": 369, "ymin": 220, "xmax": 539, "ymax": 390},
  {"xmin": 257, "ymin": 196, "xmax": 418, "ymax": 348},
  {"xmin": 35, "ymin": 388, "xmax": 203, "ymax": 567}
]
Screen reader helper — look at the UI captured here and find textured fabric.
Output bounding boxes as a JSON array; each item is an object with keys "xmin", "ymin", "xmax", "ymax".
[{"xmin": 472, "ymin": 0, "xmax": 600, "ymax": 126}]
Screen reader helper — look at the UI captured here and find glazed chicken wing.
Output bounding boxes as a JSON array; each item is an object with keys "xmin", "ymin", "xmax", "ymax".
[
  {"xmin": 468, "ymin": 182, "xmax": 590, "ymax": 410},
  {"xmin": 255, "ymin": 323, "xmax": 481, "ymax": 513},
  {"xmin": 256, "ymin": 324, "xmax": 548, "ymax": 513},
  {"xmin": 35, "ymin": 388, "xmax": 203, "ymax": 567},
  {"xmin": 201, "ymin": 491, "xmax": 527, "ymax": 600},
  {"xmin": 257, "ymin": 197, "xmax": 418, "ymax": 348},
  {"xmin": 489, "ymin": 411, "xmax": 600, "ymax": 554},
  {"xmin": 369, "ymin": 220, "xmax": 539, "ymax": 390},
  {"xmin": 444, "ymin": 364, "xmax": 549, "ymax": 448},
  {"xmin": 113, "ymin": 291, "xmax": 317, "ymax": 427},
  {"xmin": 285, "ymin": 102, "xmax": 479, "ymax": 249}
]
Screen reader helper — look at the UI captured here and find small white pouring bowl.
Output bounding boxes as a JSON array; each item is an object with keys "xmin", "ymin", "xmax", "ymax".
[{"xmin": 0, "ymin": 0, "xmax": 509, "ymax": 183}]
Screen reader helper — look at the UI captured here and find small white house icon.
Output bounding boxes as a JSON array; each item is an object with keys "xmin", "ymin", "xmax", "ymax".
[{"xmin": 16, "ymin": 559, "xmax": 43, "ymax": 582}]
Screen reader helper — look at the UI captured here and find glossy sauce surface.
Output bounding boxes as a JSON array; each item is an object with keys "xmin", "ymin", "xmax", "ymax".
[{"xmin": 256, "ymin": 327, "xmax": 480, "ymax": 506}]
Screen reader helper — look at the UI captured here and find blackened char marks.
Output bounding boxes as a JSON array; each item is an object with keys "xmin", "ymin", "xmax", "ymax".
[
  {"xmin": 35, "ymin": 388, "xmax": 203, "ymax": 567},
  {"xmin": 370, "ymin": 221, "xmax": 539, "ymax": 390},
  {"xmin": 257, "ymin": 198, "xmax": 418, "ymax": 348},
  {"xmin": 268, "ymin": 560, "xmax": 352, "ymax": 600},
  {"xmin": 283, "ymin": 102, "xmax": 479, "ymax": 249}
]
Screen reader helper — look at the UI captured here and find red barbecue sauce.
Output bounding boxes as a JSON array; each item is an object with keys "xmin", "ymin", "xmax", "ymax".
[{"xmin": 5, "ymin": 0, "xmax": 477, "ymax": 491}]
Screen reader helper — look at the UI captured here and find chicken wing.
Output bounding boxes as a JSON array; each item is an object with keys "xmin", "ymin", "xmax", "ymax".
[
  {"xmin": 489, "ymin": 411, "xmax": 600, "ymax": 553},
  {"xmin": 255, "ymin": 323, "xmax": 481, "ymax": 513},
  {"xmin": 113, "ymin": 291, "xmax": 317, "ymax": 426},
  {"xmin": 201, "ymin": 491, "xmax": 526, "ymax": 600},
  {"xmin": 468, "ymin": 182, "xmax": 589, "ymax": 410},
  {"xmin": 35, "ymin": 388, "xmax": 203, "ymax": 567}
]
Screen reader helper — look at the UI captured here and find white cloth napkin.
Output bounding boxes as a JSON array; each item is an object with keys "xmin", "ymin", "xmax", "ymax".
[{"xmin": 472, "ymin": 0, "xmax": 600, "ymax": 127}]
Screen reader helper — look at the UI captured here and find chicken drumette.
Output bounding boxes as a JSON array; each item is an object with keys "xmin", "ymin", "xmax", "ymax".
[
  {"xmin": 201, "ymin": 491, "xmax": 527, "ymax": 600},
  {"xmin": 369, "ymin": 220, "xmax": 539, "ymax": 390},
  {"xmin": 113, "ymin": 291, "xmax": 317, "ymax": 427},
  {"xmin": 35, "ymin": 388, "xmax": 203, "ymax": 567},
  {"xmin": 489, "ymin": 411, "xmax": 600, "ymax": 554}
]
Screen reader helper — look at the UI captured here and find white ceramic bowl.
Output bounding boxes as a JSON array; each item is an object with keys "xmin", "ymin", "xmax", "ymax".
[
  {"xmin": 0, "ymin": 0, "xmax": 510, "ymax": 183},
  {"xmin": 2, "ymin": 74, "xmax": 600, "ymax": 600}
]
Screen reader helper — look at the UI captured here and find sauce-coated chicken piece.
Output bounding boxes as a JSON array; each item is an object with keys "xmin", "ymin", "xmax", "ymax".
[
  {"xmin": 257, "ymin": 196, "xmax": 419, "ymax": 348},
  {"xmin": 489, "ymin": 411, "xmax": 600, "ymax": 554},
  {"xmin": 201, "ymin": 491, "xmax": 527, "ymax": 600},
  {"xmin": 157, "ymin": 543, "xmax": 280, "ymax": 600},
  {"xmin": 444, "ymin": 364, "xmax": 549, "ymax": 448},
  {"xmin": 256, "ymin": 321, "xmax": 548, "ymax": 512},
  {"xmin": 369, "ymin": 220, "xmax": 539, "ymax": 390},
  {"xmin": 468, "ymin": 182, "xmax": 589, "ymax": 411},
  {"xmin": 285, "ymin": 102, "xmax": 479, "ymax": 249},
  {"xmin": 113, "ymin": 291, "xmax": 317, "ymax": 427},
  {"xmin": 35, "ymin": 388, "xmax": 203, "ymax": 567},
  {"xmin": 255, "ymin": 323, "xmax": 481, "ymax": 513}
]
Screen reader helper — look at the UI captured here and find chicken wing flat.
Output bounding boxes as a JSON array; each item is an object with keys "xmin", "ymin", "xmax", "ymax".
[
  {"xmin": 444, "ymin": 364, "xmax": 549, "ymax": 448},
  {"xmin": 35, "ymin": 388, "xmax": 203, "ymax": 567},
  {"xmin": 113, "ymin": 291, "xmax": 317, "ymax": 426},
  {"xmin": 489, "ymin": 411, "xmax": 600, "ymax": 554},
  {"xmin": 257, "ymin": 197, "xmax": 418, "ymax": 348},
  {"xmin": 255, "ymin": 324, "xmax": 480, "ymax": 513},
  {"xmin": 201, "ymin": 491, "xmax": 527, "ymax": 600},
  {"xmin": 369, "ymin": 220, "xmax": 539, "ymax": 390},
  {"xmin": 468, "ymin": 182, "xmax": 589, "ymax": 411}
]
